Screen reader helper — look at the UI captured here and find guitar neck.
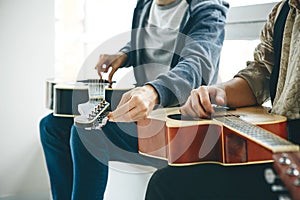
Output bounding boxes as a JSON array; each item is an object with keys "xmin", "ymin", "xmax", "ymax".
[{"xmin": 214, "ymin": 116, "xmax": 299, "ymax": 153}]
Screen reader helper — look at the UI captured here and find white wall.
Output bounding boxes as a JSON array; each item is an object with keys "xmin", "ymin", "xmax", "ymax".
[
  {"xmin": 225, "ymin": 2, "xmax": 277, "ymax": 40},
  {"xmin": 0, "ymin": 1, "xmax": 155, "ymax": 199},
  {"xmin": 0, "ymin": 0, "xmax": 54, "ymax": 199}
]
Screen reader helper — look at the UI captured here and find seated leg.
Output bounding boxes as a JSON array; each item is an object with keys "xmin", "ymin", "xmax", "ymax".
[{"xmin": 39, "ymin": 114, "xmax": 74, "ymax": 200}]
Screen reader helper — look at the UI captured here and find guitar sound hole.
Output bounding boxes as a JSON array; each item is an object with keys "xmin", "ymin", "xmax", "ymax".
[
  {"xmin": 168, "ymin": 114, "xmax": 240, "ymax": 121},
  {"xmin": 168, "ymin": 114, "xmax": 197, "ymax": 121}
]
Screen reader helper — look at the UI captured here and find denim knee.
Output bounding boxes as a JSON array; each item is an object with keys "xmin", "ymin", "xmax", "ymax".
[
  {"xmin": 39, "ymin": 113, "xmax": 74, "ymax": 146},
  {"xmin": 71, "ymin": 125, "xmax": 111, "ymax": 165},
  {"xmin": 39, "ymin": 114, "xmax": 54, "ymax": 145}
]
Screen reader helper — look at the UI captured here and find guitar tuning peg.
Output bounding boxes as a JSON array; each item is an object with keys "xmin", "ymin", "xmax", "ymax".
[
  {"xmin": 279, "ymin": 153, "xmax": 292, "ymax": 165},
  {"xmin": 271, "ymin": 184, "xmax": 288, "ymax": 193},
  {"xmin": 286, "ymin": 164, "xmax": 299, "ymax": 177},
  {"xmin": 294, "ymin": 177, "xmax": 300, "ymax": 187},
  {"xmin": 264, "ymin": 168, "xmax": 291, "ymax": 198},
  {"xmin": 264, "ymin": 168, "xmax": 278, "ymax": 184},
  {"xmin": 278, "ymin": 194, "xmax": 292, "ymax": 200}
]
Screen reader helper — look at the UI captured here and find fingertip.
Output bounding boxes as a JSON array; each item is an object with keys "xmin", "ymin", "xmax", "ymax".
[{"xmin": 216, "ymin": 96, "xmax": 225, "ymax": 105}]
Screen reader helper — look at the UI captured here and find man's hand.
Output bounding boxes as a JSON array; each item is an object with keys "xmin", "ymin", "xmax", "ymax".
[
  {"xmin": 180, "ymin": 85, "xmax": 226, "ymax": 118},
  {"xmin": 180, "ymin": 77, "xmax": 258, "ymax": 118},
  {"xmin": 108, "ymin": 85, "xmax": 159, "ymax": 122},
  {"xmin": 95, "ymin": 52, "xmax": 127, "ymax": 83}
]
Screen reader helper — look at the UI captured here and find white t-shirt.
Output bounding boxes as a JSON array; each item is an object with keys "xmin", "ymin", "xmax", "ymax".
[{"xmin": 135, "ymin": 0, "xmax": 188, "ymax": 85}]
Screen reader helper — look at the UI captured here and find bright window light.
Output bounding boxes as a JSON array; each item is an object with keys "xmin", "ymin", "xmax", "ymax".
[{"xmin": 54, "ymin": 0, "xmax": 279, "ymax": 83}]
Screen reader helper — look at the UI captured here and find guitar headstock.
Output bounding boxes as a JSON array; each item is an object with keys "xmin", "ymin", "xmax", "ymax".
[
  {"xmin": 74, "ymin": 99, "xmax": 110, "ymax": 129},
  {"xmin": 272, "ymin": 152, "xmax": 300, "ymax": 200}
]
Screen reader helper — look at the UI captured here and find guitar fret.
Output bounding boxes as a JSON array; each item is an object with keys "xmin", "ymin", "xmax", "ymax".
[{"xmin": 214, "ymin": 116, "xmax": 298, "ymax": 152}]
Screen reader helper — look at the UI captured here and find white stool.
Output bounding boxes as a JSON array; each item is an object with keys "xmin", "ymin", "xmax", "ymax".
[{"xmin": 104, "ymin": 162, "xmax": 157, "ymax": 200}]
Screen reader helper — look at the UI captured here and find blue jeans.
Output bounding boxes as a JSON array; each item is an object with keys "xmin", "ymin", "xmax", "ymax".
[{"xmin": 40, "ymin": 114, "xmax": 166, "ymax": 200}]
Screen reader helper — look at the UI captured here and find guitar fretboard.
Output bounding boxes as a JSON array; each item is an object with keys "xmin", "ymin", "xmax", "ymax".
[{"xmin": 214, "ymin": 116, "xmax": 299, "ymax": 153}]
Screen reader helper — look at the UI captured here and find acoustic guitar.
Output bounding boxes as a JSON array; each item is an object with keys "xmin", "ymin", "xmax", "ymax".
[{"xmin": 137, "ymin": 106, "xmax": 299, "ymax": 166}]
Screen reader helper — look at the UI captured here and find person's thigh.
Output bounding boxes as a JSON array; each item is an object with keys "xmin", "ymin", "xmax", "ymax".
[
  {"xmin": 146, "ymin": 163, "xmax": 278, "ymax": 200},
  {"xmin": 74, "ymin": 121, "xmax": 167, "ymax": 168},
  {"xmin": 39, "ymin": 114, "xmax": 74, "ymax": 200},
  {"xmin": 40, "ymin": 113, "xmax": 74, "ymax": 144}
]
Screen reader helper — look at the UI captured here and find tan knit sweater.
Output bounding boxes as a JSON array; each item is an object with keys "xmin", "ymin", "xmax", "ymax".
[{"xmin": 235, "ymin": 0, "xmax": 300, "ymax": 120}]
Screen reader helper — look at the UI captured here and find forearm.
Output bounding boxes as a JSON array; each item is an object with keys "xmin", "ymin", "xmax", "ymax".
[
  {"xmin": 118, "ymin": 42, "xmax": 131, "ymax": 67},
  {"xmin": 221, "ymin": 77, "xmax": 258, "ymax": 108},
  {"xmin": 147, "ymin": 1, "xmax": 228, "ymax": 107}
]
